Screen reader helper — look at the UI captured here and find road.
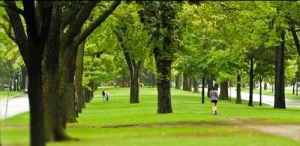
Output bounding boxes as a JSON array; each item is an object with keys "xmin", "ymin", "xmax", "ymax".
[{"xmin": 0, "ymin": 89, "xmax": 300, "ymax": 120}]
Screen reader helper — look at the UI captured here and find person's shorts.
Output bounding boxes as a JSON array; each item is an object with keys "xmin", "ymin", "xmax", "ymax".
[{"xmin": 211, "ymin": 100, "xmax": 218, "ymax": 105}]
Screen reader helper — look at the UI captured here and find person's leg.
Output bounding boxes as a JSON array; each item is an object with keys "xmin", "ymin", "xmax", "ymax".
[
  {"xmin": 211, "ymin": 100, "xmax": 215, "ymax": 114},
  {"xmin": 214, "ymin": 101, "xmax": 218, "ymax": 115}
]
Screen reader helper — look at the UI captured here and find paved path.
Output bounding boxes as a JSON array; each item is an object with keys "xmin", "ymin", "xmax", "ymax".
[
  {"xmin": 229, "ymin": 88, "xmax": 300, "ymax": 108},
  {"xmin": 0, "ymin": 94, "xmax": 29, "ymax": 120}
]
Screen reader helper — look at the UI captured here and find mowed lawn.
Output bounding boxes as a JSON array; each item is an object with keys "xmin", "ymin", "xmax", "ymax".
[
  {"xmin": 1, "ymin": 87, "xmax": 300, "ymax": 146},
  {"xmin": 0, "ymin": 90, "xmax": 25, "ymax": 99}
]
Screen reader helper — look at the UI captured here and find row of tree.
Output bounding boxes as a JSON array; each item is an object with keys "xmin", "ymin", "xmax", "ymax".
[{"xmin": 1, "ymin": 1, "xmax": 300, "ymax": 146}]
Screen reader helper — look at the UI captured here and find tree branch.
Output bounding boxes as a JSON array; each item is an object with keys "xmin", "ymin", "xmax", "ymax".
[
  {"xmin": 61, "ymin": 4, "xmax": 82, "ymax": 30},
  {"xmin": 38, "ymin": 1, "xmax": 53, "ymax": 43},
  {"xmin": 4, "ymin": 1, "xmax": 29, "ymax": 64},
  {"xmin": 0, "ymin": 3, "xmax": 24, "ymax": 15},
  {"xmin": 61, "ymin": 1, "xmax": 97, "ymax": 51},
  {"xmin": 22, "ymin": 0, "xmax": 38, "ymax": 41},
  {"xmin": 73, "ymin": 1, "xmax": 121, "ymax": 48},
  {"xmin": 290, "ymin": 24, "xmax": 300, "ymax": 56}
]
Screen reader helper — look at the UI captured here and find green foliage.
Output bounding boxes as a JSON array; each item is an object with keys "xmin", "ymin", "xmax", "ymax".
[
  {"xmin": 137, "ymin": 1, "xmax": 181, "ymax": 60},
  {"xmin": 83, "ymin": 53, "xmax": 117, "ymax": 90},
  {"xmin": 112, "ymin": 2, "xmax": 152, "ymax": 60}
]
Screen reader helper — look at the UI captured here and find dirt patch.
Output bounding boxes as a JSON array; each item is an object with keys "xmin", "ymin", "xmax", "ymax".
[
  {"xmin": 100, "ymin": 121, "xmax": 233, "ymax": 128},
  {"xmin": 245, "ymin": 125, "xmax": 300, "ymax": 142},
  {"xmin": 0, "ymin": 125, "xmax": 29, "ymax": 129},
  {"xmin": 100, "ymin": 120, "xmax": 300, "ymax": 142}
]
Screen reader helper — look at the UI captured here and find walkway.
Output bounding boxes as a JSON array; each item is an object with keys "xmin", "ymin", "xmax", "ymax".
[
  {"xmin": 0, "ymin": 94, "xmax": 29, "ymax": 120},
  {"xmin": 229, "ymin": 88, "xmax": 300, "ymax": 108}
]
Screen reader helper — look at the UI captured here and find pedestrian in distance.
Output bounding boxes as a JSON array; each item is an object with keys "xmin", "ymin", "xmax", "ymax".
[
  {"xmin": 105, "ymin": 89, "xmax": 109, "ymax": 102},
  {"xmin": 102, "ymin": 89, "xmax": 106, "ymax": 102},
  {"xmin": 209, "ymin": 87, "xmax": 218, "ymax": 115}
]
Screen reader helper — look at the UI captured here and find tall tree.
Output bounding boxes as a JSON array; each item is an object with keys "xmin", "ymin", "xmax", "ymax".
[
  {"xmin": 3, "ymin": 1, "xmax": 121, "ymax": 145},
  {"xmin": 112, "ymin": 2, "xmax": 151, "ymax": 103},
  {"xmin": 138, "ymin": 1, "xmax": 180, "ymax": 113}
]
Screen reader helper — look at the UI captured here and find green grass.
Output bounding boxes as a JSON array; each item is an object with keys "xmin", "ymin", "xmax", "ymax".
[
  {"xmin": 0, "ymin": 90, "xmax": 25, "ymax": 99},
  {"xmin": 1, "ymin": 87, "xmax": 300, "ymax": 146}
]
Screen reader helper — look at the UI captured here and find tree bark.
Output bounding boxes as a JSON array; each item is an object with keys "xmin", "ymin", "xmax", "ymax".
[
  {"xmin": 154, "ymin": 48, "xmax": 172, "ymax": 114},
  {"xmin": 188, "ymin": 77, "xmax": 192, "ymax": 92},
  {"xmin": 264, "ymin": 82, "xmax": 267, "ymax": 90},
  {"xmin": 201, "ymin": 76, "xmax": 205, "ymax": 104},
  {"xmin": 219, "ymin": 81, "xmax": 229, "ymax": 100},
  {"xmin": 59, "ymin": 49, "xmax": 78, "ymax": 125},
  {"xmin": 114, "ymin": 28, "xmax": 144, "ymax": 103},
  {"xmin": 42, "ymin": 3, "xmax": 70, "ymax": 141},
  {"xmin": 206, "ymin": 75, "xmax": 214, "ymax": 97},
  {"xmin": 236, "ymin": 74, "xmax": 242, "ymax": 104},
  {"xmin": 248, "ymin": 56, "xmax": 255, "ymax": 106},
  {"xmin": 183, "ymin": 73, "xmax": 188, "ymax": 91},
  {"xmin": 192, "ymin": 76, "xmax": 199, "ymax": 93},
  {"xmin": 75, "ymin": 41, "xmax": 85, "ymax": 112},
  {"xmin": 27, "ymin": 60, "xmax": 45, "ymax": 146},
  {"xmin": 274, "ymin": 31, "xmax": 286, "ymax": 109},
  {"xmin": 84, "ymin": 87, "xmax": 91, "ymax": 103},
  {"xmin": 175, "ymin": 74, "xmax": 182, "ymax": 89},
  {"xmin": 259, "ymin": 76, "xmax": 263, "ymax": 106}
]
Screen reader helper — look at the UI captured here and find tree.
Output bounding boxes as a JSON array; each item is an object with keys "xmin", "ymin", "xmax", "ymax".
[
  {"xmin": 112, "ymin": 2, "xmax": 151, "ymax": 103},
  {"xmin": 138, "ymin": 1, "xmax": 181, "ymax": 113},
  {"xmin": 2, "ymin": 1, "xmax": 121, "ymax": 145}
]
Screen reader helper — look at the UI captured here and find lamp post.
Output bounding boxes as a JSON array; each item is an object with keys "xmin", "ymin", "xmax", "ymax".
[{"xmin": 15, "ymin": 79, "xmax": 18, "ymax": 91}]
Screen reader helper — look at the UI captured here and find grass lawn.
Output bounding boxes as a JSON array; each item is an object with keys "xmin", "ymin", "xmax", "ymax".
[
  {"xmin": 0, "ymin": 90, "xmax": 25, "ymax": 99},
  {"xmin": 1, "ymin": 87, "xmax": 299, "ymax": 146}
]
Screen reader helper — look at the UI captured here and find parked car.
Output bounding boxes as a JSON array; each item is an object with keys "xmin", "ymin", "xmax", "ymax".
[
  {"xmin": 120, "ymin": 82, "xmax": 144, "ymax": 87},
  {"xmin": 139, "ymin": 82, "xmax": 144, "ymax": 87}
]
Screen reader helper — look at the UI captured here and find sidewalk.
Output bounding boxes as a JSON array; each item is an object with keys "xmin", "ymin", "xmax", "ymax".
[
  {"xmin": 0, "ymin": 93, "xmax": 29, "ymax": 120},
  {"xmin": 229, "ymin": 88, "xmax": 300, "ymax": 108}
]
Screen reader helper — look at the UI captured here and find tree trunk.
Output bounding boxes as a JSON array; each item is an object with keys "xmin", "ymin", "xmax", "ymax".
[
  {"xmin": 59, "ymin": 55, "xmax": 78, "ymax": 124},
  {"xmin": 175, "ymin": 74, "xmax": 182, "ymax": 89},
  {"xmin": 296, "ymin": 80, "xmax": 298, "ymax": 96},
  {"xmin": 236, "ymin": 74, "xmax": 242, "ymax": 104},
  {"xmin": 27, "ymin": 61, "xmax": 45, "ymax": 146},
  {"xmin": 206, "ymin": 75, "xmax": 214, "ymax": 97},
  {"xmin": 21, "ymin": 67, "xmax": 27, "ymax": 90},
  {"xmin": 130, "ymin": 71, "xmax": 140, "ymax": 103},
  {"xmin": 192, "ymin": 76, "xmax": 199, "ymax": 93},
  {"xmin": 183, "ymin": 73, "xmax": 188, "ymax": 91},
  {"xmin": 75, "ymin": 41, "xmax": 85, "ymax": 113},
  {"xmin": 201, "ymin": 76, "xmax": 205, "ymax": 104},
  {"xmin": 114, "ymin": 27, "xmax": 143, "ymax": 103},
  {"xmin": 84, "ymin": 87, "xmax": 91, "ymax": 103},
  {"xmin": 154, "ymin": 48, "xmax": 172, "ymax": 114},
  {"xmin": 259, "ymin": 76, "xmax": 263, "ymax": 106},
  {"xmin": 264, "ymin": 82, "xmax": 267, "ymax": 90},
  {"xmin": 274, "ymin": 31, "xmax": 286, "ymax": 109},
  {"xmin": 248, "ymin": 57, "xmax": 255, "ymax": 106},
  {"xmin": 188, "ymin": 77, "xmax": 192, "ymax": 92},
  {"xmin": 219, "ymin": 81, "xmax": 229, "ymax": 100},
  {"xmin": 43, "ymin": 5, "xmax": 70, "ymax": 141},
  {"xmin": 292, "ymin": 84, "xmax": 295, "ymax": 94}
]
